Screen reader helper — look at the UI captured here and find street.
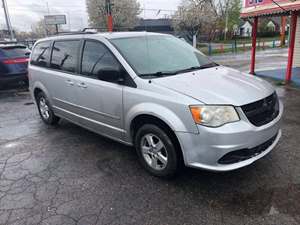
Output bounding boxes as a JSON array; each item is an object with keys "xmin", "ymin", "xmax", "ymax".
[
  {"xmin": 0, "ymin": 49, "xmax": 299, "ymax": 225},
  {"xmin": 211, "ymin": 48, "xmax": 288, "ymax": 73}
]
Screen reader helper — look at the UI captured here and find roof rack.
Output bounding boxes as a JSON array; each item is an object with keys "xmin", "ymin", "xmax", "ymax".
[
  {"xmin": 53, "ymin": 26, "xmax": 121, "ymax": 36},
  {"xmin": 82, "ymin": 27, "xmax": 108, "ymax": 32},
  {"xmin": 56, "ymin": 31, "xmax": 97, "ymax": 36}
]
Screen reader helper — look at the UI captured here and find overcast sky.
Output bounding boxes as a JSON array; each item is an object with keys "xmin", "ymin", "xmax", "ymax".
[{"xmin": 0, "ymin": 0, "xmax": 181, "ymax": 32}]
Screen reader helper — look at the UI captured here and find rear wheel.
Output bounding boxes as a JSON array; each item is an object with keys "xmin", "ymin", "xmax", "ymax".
[
  {"xmin": 135, "ymin": 124, "xmax": 181, "ymax": 178},
  {"xmin": 36, "ymin": 92, "xmax": 60, "ymax": 125}
]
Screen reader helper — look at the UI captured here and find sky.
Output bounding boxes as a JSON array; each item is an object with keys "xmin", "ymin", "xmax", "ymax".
[{"xmin": 0, "ymin": 0, "xmax": 181, "ymax": 32}]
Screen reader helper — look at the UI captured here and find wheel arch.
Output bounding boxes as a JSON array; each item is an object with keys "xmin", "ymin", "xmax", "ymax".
[
  {"xmin": 32, "ymin": 82, "xmax": 52, "ymax": 104},
  {"xmin": 129, "ymin": 113, "xmax": 185, "ymax": 164},
  {"xmin": 125, "ymin": 103, "xmax": 193, "ymax": 136}
]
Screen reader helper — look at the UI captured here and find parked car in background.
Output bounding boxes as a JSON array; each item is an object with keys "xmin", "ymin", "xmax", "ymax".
[
  {"xmin": 0, "ymin": 43, "xmax": 30, "ymax": 88},
  {"xmin": 29, "ymin": 32, "xmax": 283, "ymax": 178}
]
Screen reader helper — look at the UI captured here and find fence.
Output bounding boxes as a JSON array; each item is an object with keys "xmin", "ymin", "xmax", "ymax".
[{"xmin": 204, "ymin": 39, "xmax": 283, "ymax": 56}]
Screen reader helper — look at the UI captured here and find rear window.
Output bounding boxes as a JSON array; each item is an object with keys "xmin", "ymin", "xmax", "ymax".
[
  {"xmin": 1, "ymin": 46, "xmax": 30, "ymax": 58},
  {"xmin": 50, "ymin": 40, "xmax": 81, "ymax": 73},
  {"xmin": 31, "ymin": 41, "xmax": 51, "ymax": 67}
]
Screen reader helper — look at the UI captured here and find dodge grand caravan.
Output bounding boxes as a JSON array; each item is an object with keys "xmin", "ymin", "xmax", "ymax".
[{"xmin": 29, "ymin": 32, "xmax": 283, "ymax": 177}]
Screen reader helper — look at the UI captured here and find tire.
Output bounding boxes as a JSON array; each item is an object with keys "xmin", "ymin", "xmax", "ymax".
[
  {"xmin": 135, "ymin": 124, "xmax": 181, "ymax": 178},
  {"xmin": 36, "ymin": 92, "xmax": 60, "ymax": 125}
]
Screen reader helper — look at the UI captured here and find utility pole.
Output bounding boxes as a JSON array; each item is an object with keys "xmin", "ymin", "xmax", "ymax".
[
  {"xmin": 45, "ymin": 2, "xmax": 50, "ymax": 36},
  {"xmin": 105, "ymin": 0, "xmax": 113, "ymax": 32},
  {"xmin": 280, "ymin": 16, "xmax": 286, "ymax": 47},
  {"xmin": 224, "ymin": 10, "xmax": 228, "ymax": 41},
  {"xmin": 1, "ymin": 0, "xmax": 14, "ymax": 40},
  {"xmin": 46, "ymin": 1, "xmax": 50, "ymax": 14}
]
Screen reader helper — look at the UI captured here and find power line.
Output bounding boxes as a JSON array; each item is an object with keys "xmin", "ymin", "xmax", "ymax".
[{"xmin": 271, "ymin": 0, "xmax": 287, "ymax": 12}]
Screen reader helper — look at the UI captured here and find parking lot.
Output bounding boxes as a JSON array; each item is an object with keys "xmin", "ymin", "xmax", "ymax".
[{"xmin": 0, "ymin": 51, "xmax": 300, "ymax": 224}]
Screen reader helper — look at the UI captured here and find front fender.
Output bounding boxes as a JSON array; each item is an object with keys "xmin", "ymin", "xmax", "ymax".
[{"xmin": 124, "ymin": 102, "xmax": 198, "ymax": 141}]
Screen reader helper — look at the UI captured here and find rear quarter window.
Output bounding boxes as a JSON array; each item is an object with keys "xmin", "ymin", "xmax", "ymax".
[{"xmin": 31, "ymin": 41, "xmax": 51, "ymax": 68}]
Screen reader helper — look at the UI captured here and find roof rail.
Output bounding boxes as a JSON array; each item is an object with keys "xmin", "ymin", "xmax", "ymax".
[
  {"xmin": 56, "ymin": 31, "xmax": 97, "ymax": 36},
  {"xmin": 82, "ymin": 27, "xmax": 108, "ymax": 32}
]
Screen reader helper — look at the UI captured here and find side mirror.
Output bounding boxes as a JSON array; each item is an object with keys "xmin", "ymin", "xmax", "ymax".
[{"xmin": 97, "ymin": 67, "xmax": 124, "ymax": 84}]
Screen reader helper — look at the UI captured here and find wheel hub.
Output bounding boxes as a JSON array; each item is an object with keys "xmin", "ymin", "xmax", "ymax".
[
  {"xmin": 39, "ymin": 97, "xmax": 50, "ymax": 119},
  {"xmin": 140, "ymin": 134, "xmax": 168, "ymax": 171}
]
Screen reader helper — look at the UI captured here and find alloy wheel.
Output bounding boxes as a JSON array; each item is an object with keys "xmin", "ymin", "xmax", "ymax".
[
  {"xmin": 39, "ymin": 97, "xmax": 50, "ymax": 120},
  {"xmin": 140, "ymin": 134, "xmax": 168, "ymax": 170}
]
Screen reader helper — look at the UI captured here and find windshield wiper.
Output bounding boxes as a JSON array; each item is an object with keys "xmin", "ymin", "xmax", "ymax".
[
  {"xmin": 174, "ymin": 66, "xmax": 203, "ymax": 74},
  {"xmin": 139, "ymin": 63, "xmax": 219, "ymax": 78},
  {"xmin": 171, "ymin": 63, "xmax": 219, "ymax": 75},
  {"xmin": 198, "ymin": 62, "xmax": 219, "ymax": 69},
  {"xmin": 139, "ymin": 71, "xmax": 178, "ymax": 78}
]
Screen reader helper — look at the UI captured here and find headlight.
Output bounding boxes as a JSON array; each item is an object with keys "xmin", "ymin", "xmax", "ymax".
[{"xmin": 189, "ymin": 105, "xmax": 240, "ymax": 127}]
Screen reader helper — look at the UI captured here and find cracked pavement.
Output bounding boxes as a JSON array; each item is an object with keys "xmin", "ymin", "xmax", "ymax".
[{"xmin": 0, "ymin": 54, "xmax": 300, "ymax": 224}]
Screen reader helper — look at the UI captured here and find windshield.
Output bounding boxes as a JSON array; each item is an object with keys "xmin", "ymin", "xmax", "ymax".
[{"xmin": 110, "ymin": 35, "xmax": 215, "ymax": 77}]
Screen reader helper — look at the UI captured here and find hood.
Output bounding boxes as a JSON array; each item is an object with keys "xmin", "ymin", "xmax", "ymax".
[{"xmin": 152, "ymin": 66, "xmax": 274, "ymax": 106}]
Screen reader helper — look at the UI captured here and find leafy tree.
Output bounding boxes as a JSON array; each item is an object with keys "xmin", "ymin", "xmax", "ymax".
[
  {"xmin": 173, "ymin": 0, "xmax": 217, "ymax": 42},
  {"xmin": 31, "ymin": 19, "xmax": 58, "ymax": 38},
  {"xmin": 86, "ymin": 0, "xmax": 141, "ymax": 31},
  {"xmin": 173, "ymin": 0, "xmax": 242, "ymax": 41},
  {"xmin": 217, "ymin": 0, "xmax": 242, "ymax": 38}
]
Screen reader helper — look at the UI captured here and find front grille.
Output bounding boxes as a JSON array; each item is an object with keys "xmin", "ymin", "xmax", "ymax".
[
  {"xmin": 241, "ymin": 92, "xmax": 279, "ymax": 127},
  {"xmin": 218, "ymin": 133, "xmax": 278, "ymax": 165}
]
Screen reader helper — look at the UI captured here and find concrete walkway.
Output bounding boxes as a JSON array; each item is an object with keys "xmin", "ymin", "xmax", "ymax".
[{"xmin": 210, "ymin": 48, "xmax": 300, "ymax": 86}]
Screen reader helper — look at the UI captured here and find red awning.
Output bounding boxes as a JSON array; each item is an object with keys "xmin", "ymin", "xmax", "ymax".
[{"xmin": 241, "ymin": 1, "xmax": 300, "ymax": 18}]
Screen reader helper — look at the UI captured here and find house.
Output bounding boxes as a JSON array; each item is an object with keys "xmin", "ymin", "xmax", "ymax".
[
  {"xmin": 266, "ymin": 20, "xmax": 277, "ymax": 31},
  {"xmin": 238, "ymin": 17, "xmax": 290, "ymax": 37},
  {"xmin": 133, "ymin": 19, "xmax": 174, "ymax": 34},
  {"xmin": 239, "ymin": 21, "xmax": 252, "ymax": 37}
]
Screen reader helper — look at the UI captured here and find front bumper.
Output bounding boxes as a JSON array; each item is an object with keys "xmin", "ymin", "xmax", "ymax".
[{"xmin": 176, "ymin": 101, "xmax": 283, "ymax": 172}]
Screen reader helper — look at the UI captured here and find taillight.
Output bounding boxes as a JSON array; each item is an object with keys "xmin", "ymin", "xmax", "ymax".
[{"xmin": 3, "ymin": 58, "xmax": 29, "ymax": 64}]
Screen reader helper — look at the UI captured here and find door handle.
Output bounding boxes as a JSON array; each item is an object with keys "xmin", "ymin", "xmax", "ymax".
[
  {"xmin": 66, "ymin": 80, "xmax": 74, "ymax": 86},
  {"xmin": 77, "ymin": 82, "xmax": 88, "ymax": 88}
]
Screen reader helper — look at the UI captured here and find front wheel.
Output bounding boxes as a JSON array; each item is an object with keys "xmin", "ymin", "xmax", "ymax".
[
  {"xmin": 135, "ymin": 124, "xmax": 181, "ymax": 178},
  {"xmin": 36, "ymin": 92, "xmax": 60, "ymax": 125}
]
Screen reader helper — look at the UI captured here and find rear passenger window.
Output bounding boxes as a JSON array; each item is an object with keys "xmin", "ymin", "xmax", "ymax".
[
  {"xmin": 31, "ymin": 42, "xmax": 51, "ymax": 67},
  {"xmin": 81, "ymin": 41, "xmax": 121, "ymax": 79},
  {"xmin": 50, "ymin": 40, "xmax": 80, "ymax": 73}
]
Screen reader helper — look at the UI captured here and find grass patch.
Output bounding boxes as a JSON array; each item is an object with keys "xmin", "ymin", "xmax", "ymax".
[
  {"xmin": 199, "ymin": 45, "xmax": 283, "ymax": 56},
  {"xmin": 212, "ymin": 36, "xmax": 281, "ymax": 45}
]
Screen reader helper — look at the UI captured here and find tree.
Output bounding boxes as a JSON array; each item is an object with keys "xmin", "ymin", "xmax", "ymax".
[
  {"xmin": 215, "ymin": 0, "xmax": 241, "ymax": 39},
  {"xmin": 31, "ymin": 19, "xmax": 58, "ymax": 38},
  {"xmin": 86, "ymin": 0, "xmax": 141, "ymax": 31},
  {"xmin": 173, "ymin": 0, "xmax": 242, "ymax": 41},
  {"xmin": 173, "ymin": 0, "xmax": 217, "ymax": 42}
]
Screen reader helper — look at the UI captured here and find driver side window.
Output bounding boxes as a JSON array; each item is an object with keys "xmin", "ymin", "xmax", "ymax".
[{"xmin": 81, "ymin": 40, "xmax": 121, "ymax": 82}]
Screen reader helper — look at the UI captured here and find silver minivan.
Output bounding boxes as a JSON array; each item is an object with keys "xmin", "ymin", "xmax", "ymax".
[{"xmin": 29, "ymin": 32, "xmax": 283, "ymax": 177}]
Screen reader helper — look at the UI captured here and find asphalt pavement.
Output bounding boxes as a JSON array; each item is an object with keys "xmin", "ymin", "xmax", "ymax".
[{"xmin": 0, "ymin": 50, "xmax": 299, "ymax": 224}]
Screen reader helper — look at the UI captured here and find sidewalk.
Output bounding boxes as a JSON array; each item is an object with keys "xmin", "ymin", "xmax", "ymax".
[{"xmin": 210, "ymin": 48, "xmax": 300, "ymax": 86}]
